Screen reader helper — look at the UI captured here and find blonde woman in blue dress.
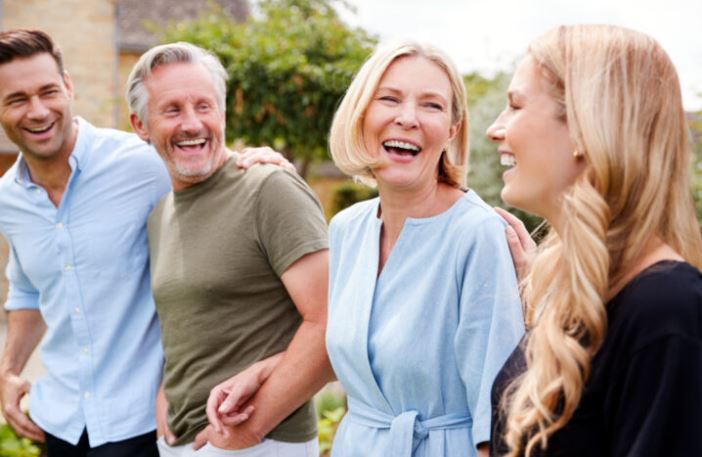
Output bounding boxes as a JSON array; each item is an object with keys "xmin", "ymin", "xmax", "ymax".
[
  {"xmin": 204, "ymin": 41, "xmax": 524, "ymax": 457},
  {"xmin": 321, "ymin": 41, "xmax": 523, "ymax": 457}
]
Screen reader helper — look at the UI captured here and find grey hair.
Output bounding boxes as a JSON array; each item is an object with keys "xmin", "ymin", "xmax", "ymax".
[{"xmin": 126, "ymin": 41, "xmax": 228, "ymax": 122}]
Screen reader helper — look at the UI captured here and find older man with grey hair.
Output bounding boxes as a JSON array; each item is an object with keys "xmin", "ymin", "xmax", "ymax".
[{"xmin": 127, "ymin": 42, "xmax": 333, "ymax": 457}]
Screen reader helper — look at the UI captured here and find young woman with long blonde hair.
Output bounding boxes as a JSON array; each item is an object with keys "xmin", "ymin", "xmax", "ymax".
[{"xmin": 487, "ymin": 24, "xmax": 702, "ymax": 456}]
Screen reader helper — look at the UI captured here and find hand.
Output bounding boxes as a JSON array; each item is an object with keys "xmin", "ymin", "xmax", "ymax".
[
  {"xmin": 236, "ymin": 147, "xmax": 296, "ymax": 173},
  {"xmin": 494, "ymin": 207, "xmax": 536, "ymax": 282},
  {"xmin": 156, "ymin": 384, "xmax": 177, "ymax": 445},
  {"xmin": 0, "ymin": 373, "xmax": 45, "ymax": 442},
  {"xmin": 192, "ymin": 424, "xmax": 261, "ymax": 451},
  {"xmin": 206, "ymin": 353, "xmax": 283, "ymax": 434}
]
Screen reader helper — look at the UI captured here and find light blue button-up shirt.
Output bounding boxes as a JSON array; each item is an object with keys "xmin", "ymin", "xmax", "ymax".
[{"xmin": 0, "ymin": 117, "xmax": 171, "ymax": 446}]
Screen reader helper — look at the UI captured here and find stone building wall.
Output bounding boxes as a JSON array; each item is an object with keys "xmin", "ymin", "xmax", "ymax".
[{"xmin": 2, "ymin": 0, "xmax": 119, "ymax": 128}]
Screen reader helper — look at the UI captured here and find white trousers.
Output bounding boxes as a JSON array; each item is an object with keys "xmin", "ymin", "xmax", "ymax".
[{"xmin": 156, "ymin": 436, "xmax": 319, "ymax": 457}]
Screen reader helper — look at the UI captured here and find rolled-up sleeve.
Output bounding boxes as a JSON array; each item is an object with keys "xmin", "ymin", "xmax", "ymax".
[{"xmin": 5, "ymin": 242, "xmax": 39, "ymax": 311}]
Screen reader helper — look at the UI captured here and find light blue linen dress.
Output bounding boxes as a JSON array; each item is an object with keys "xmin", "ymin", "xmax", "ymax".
[{"xmin": 326, "ymin": 192, "xmax": 524, "ymax": 457}]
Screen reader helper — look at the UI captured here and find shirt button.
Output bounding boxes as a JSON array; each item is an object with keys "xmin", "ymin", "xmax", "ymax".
[
  {"xmin": 82, "ymin": 347, "xmax": 89, "ymax": 355},
  {"xmin": 56, "ymin": 222, "xmax": 64, "ymax": 229},
  {"xmin": 84, "ymin": 391, "xmax": 91, "ymax": 399},
  {"xmin": 74, "ymin": 307, "xmax": 80, "ymax": 315},
  {"xmin": 64, "ymin": 263, "xmax": 72, "ymax": 272}
]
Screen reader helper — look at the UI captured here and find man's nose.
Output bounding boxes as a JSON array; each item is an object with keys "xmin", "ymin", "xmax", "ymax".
[{"xmin": 27, "ymin": 96, "xmax": 50, "ymax": 120}]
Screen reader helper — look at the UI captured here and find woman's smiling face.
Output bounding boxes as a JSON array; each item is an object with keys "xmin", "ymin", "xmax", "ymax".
[
  {"xmin": 363, "ymin": 55, "xmax": 458, "ymax": 192},
  {"xmin": 487, "ymin": 55, "xmax": 584, "ymax": 221}
]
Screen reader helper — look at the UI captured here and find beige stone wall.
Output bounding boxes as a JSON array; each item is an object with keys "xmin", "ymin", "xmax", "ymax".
[
  {"xmin": 2, "ymin": 0, "xmax": 119, "ymax": 128},
  {"xmin": 118, "ymin": 51, "xmax": 140, "ymax": 130}
]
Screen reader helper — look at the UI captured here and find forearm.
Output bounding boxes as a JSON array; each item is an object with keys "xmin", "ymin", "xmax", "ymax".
[
  {"xmin": 235, "ymin": 318, "xmax": 333, "ymax": 440},
  {"xmin": 252, "ymin": 352, "xmax": 284, "ymax": 384},
  {"xmin": 0, "ymin": 310, "xmax": 45, "ymax": 377}
]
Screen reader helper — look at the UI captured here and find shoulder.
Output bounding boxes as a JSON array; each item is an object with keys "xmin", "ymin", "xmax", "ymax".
[
  {"xmin": 608, "ymin": 261, "xmax": 702, "ymax": 351},
  {"xmin": 83, "ymin": 121, "xmax": 162, "ymax": 168},
  {"xmin": 329, "ymin": 196, "xmax": 378, "ymax": 232},
  {"xmin": 236, "ymin": 163, "xmax": 310, "ymax": 195},
  {"xmin": 147, "ymin": 193, "xmax": 171, "ymax": 230},
  {"xmin": 449, "ymin": 191, "xmax": 509, "ymax": 243}
]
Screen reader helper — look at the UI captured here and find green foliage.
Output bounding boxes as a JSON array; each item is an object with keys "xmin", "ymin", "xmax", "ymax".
[
  {"xmin": 330, "ymin": 181, "xmax": 378, "ymax": 216},
  {"xmin": 690, "ymin": 112, "xmax": 702, "ymax": 227},
  {"xmin": 0, "ymin": 425, "xmax": 41, "ymax": 457},
  {"xmin": 464, "ymin": 71, "xmax": 544, "ymax": 232},
  {"xmin": 160, "ymin": 0, "xmax": 376, "ymax": 176},
  {"xmin": 315, "ymin": 388, "xmax": 346, "ymax": 456}
]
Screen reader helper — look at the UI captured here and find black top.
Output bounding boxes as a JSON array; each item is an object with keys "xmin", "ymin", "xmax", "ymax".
[{"xmin": 490, "ymin": 261, "xmax": 702, "ymax": 457}]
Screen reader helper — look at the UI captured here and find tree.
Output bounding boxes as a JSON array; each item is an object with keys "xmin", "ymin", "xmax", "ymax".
[{"xmin": 160, "ymin": 0, "xmax": 376, "ymax": 177}]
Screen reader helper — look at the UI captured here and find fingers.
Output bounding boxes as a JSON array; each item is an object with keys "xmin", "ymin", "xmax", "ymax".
[
  {"xmin": 220, "ymin": 405, "xmax": 254, "ymax": 426},
  {"xmin": 494, "ymin": 207, "xmax": 535, "ymax": 251},
  {"xmin": 218, "ymin": 389, "xmax": 244, "ymax": 415},
  {"xmin": 206, "ymin": 387, "xmax": 227, "ymax": 434},
  {"xmin": 6, "ymin": 409, "xmax": 45, "ymax": 442},
  {"xmin": 505, "ymin": 225, "xmax": 525, "ymax": 260},
  {"xmin": 192, "ymin": 426, "xmax": 210, "ymax": 450},
  {"xmin": 1, "ymin": 376, "xmax": 44, "ymax": 442},
  {"xmin": 236, "ymin": 147, "xmax": 296, "ymax": 173}
]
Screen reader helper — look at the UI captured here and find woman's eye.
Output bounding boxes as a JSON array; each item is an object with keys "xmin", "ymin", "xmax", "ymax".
[{"xmin": 379, "ymin": 96, "xmax": 399, "ymax": 103}]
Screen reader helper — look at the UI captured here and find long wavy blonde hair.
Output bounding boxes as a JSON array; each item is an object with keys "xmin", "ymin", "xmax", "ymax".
[{"xmin": 503, "ymin": 25, "xmax": 702, "ymax": 456}]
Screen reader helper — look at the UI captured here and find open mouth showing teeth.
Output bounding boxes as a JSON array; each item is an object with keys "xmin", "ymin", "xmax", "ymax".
[
  {"xmin": 382, "ymin": 140, "xmax": 421, "ymax": 156},
  {"xmin": 25, "ymin": 123, "xmax": 54, "ymax": 134},
  {"xmin": 175, "ymin": 138, "xmax": 207, "ymax": 149},
  {"xmin": 500, "ymin": 154, "xmax": 516, "ymax": 167}
]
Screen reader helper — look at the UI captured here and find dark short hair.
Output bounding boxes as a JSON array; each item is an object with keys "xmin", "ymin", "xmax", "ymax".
[{"xmin": 0, "ymin": 29, "xmax": 63, "ymax": 73}]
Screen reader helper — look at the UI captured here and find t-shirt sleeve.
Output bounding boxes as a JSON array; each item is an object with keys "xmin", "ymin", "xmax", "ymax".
[
  {"xmin": 4, "ymin": 241, "xmax": 40, "ymax": 311},
  {"xmin": 610, "ymin": 334, "xmax": 702, "ymax": 456},
  {"xmin": 453, "ymin": 214, "xmax": 525, "ymax": 447},
  {"xmin": 254, "ymin": 170, "xmax": 328, "ymax": 277}
]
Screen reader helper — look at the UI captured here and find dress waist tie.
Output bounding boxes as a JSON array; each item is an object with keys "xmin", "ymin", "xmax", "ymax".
[{"xmin": 346, "ymin": 396, "xmax": 472, "ymax": 457}]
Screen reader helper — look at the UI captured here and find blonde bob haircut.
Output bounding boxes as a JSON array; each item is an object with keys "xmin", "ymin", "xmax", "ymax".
[
  {"xmin": 329, "ymin": 41, "xmax": 470, "ymax": 188},
  {"xmin": 502, "ymin": 24, "xmax": 702, "ymax": 457}
]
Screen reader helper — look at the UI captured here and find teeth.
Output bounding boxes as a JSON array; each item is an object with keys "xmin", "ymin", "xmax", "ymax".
[
  {"xmin": 500, "ymin": 154, "xmax": 516, "ymax": 167},
  {"xmin": 176, "ymin": 138, "xmax": 206, "ymax": 147},
  {"xmin": 383, "ymin": 140, "xmax": 420, "ymax": 152},
  {"xmin": 27, "ymin": 125, "xmax": 52, "ymax": 133}
]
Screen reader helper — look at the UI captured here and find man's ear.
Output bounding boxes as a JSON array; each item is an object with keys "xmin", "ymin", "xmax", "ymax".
[
  {"xmin": 129, "ymin": 113, "xmax": 150, "ymax": 143},
  {"xmin": 62, "ymin": 71, "xmax": 74, "ymax": 100}
]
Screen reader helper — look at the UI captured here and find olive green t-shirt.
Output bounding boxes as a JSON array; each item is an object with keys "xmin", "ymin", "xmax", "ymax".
[{"xmin": 147, "ymin": 157, "xmax": 328, "ymax": 445}]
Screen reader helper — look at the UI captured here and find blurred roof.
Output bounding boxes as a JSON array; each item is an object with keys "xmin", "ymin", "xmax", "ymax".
[{"xmin": 117, "ymin": 0, "xmax": 249, "ymax": 53}]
